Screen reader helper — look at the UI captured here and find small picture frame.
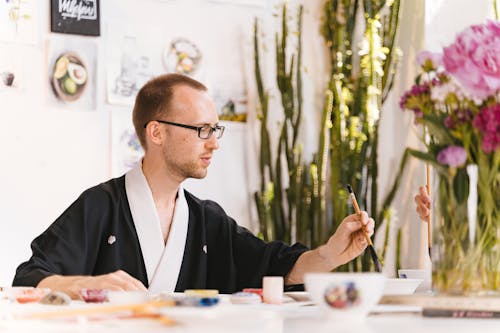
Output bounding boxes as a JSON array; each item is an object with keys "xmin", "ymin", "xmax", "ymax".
[{"xmin": 50, "ymin": 0, "xmax": 100, "ymax": 36}]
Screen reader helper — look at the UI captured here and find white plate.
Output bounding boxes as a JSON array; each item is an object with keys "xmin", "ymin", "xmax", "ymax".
[
  {"xmin": 283, "ymin": 291, "xmax": 310, "ymax": 302},
  {"xmin": 398, "ymin": 269, "xmax": 432, "ymax": 292},
  {"xmin": 383, "ymin": 278, "xmax": 423, "ymax": 295}
]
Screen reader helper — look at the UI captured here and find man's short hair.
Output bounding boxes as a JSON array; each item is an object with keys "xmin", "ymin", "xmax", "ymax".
[{"xmin": 132, "ymin": 73, "xmax": 207, "ymax": 149}]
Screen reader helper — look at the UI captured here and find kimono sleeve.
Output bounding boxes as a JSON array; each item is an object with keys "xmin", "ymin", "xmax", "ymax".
[
  {"xmin": 12, "ymin": 187, "xmax": 110, "ymax": 287},
  {"xmin": 203, "ymin": 199, "xmax": 309, "ymax": 291},
  {"xmin": 231, "ymin": 223, "xmax": 309, "ymax": 288}
]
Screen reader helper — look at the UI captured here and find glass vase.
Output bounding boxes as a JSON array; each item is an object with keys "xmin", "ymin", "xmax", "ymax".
[{"xmin": 431, "ymin": 164, "xmax": 500, "ymax": 295}]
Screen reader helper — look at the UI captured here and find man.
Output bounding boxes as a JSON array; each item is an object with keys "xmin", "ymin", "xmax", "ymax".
[{"xmin": 13, "ymin": 74, "xmax": 374, "ymax": 299}]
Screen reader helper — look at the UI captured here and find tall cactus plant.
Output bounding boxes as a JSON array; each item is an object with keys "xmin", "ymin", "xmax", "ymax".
[
  {"xmin": 254, "ymin": 1, "xmax": 404, "ymax": 273},
  {"xmin": 254, "ymin": 4, "xmax": 326, "ymax": 246},
  {"xmin": 254, "ymin": 4, "xmax": 300, "ymax": 244},
  {"xmin": 322, "ymin": 0, "xmax": 401, "ymax": 271}
]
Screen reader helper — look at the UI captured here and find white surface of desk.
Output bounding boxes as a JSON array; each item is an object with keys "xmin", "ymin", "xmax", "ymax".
[{"xmin": 1, "ymin": 299, "xmax": 500, "ymax": 333}]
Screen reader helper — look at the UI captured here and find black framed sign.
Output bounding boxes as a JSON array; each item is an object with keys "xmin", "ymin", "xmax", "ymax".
[{"xmin": 51, "ymin": 0, "xmax": 100, "ymax": 36}]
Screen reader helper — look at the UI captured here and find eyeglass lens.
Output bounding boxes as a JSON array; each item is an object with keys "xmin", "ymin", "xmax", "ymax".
[{"xmin": 199, "ymin": 125, "xmax": 224, "ymax": 139}]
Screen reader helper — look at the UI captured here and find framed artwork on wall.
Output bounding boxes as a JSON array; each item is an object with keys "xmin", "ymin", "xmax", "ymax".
[
  {"xmin": 46, "ymin": 36, "xmax": 97, "ymax": 110},
  {"xmin": 0, "ymin": 0, "xmax": 37, "ymax": 44},
  {"xmin": 163, "ymin": 38, "xmax": 202, "ymax": 77},
  {"xmin": 211, "ymin": 85, "xmax": 248, "ymax": 122},
  {"xmin": 50, "ymin": 0, "xmax": 100, "ymax": 36},
  {"xmin": 105, "ymin": 23, "xmax": 166, "ymax": 106},
  {"xmin": 111, "ymin": 110, "xmax": 144, "ymax": 177},
  {"xmin": 0, "ymin": 44, "xmax": 29, "ymax": 92}
]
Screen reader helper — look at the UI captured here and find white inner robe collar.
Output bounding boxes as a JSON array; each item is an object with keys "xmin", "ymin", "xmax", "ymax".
[{"xmin": 125, "ymin": 163, "xmax": 189, "ymax": 294}]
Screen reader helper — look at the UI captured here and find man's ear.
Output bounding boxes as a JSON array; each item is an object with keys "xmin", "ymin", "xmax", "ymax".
[{"xmin": 145, "ymin": 122, "xmax": 163, "ymax": 146}]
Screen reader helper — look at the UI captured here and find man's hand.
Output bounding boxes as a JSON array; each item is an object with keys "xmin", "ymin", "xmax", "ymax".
[
  {"xmin": 414, "ymin": 186, "xmax": 430, "ymax": 221},
  {"xmin": 286, "ymin": 211, "xmax": 374, "ymax": 285},
  {"xmin": 37, "ymin": 270, "xmax": 147, "ymax": 299},
  {"xmin": 319, "ymin": 211, "xmax": 375, "ymax": 268}
]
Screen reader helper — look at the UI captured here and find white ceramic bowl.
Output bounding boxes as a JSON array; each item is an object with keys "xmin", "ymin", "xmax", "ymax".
[
  {"xmin": 304, "ymin": 272, "xmax": 385, "ymax": 319},
  {"xmin": 398, "ymin": 269, "xmax": 432, "ymax": 292},
  {"xmin": 383, "ymin": 278, "xmax": 422, "ymax": 295}
]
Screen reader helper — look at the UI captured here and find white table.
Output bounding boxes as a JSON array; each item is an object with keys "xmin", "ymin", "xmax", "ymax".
[{"xmin": 1, "ymin": 299, "xmax": 499, "ymax": 333}]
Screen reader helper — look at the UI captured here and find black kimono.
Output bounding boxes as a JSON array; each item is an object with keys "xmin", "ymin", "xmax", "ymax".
[{"xmin": 13, "ymin": 175, "xmax": 308, "ymax": 293}]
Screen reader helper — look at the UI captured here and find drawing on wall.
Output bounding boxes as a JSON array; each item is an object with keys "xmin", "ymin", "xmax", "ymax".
[
  {"xmin": 0, "ymin": 0, "xmax": 37, "ymax": 44},
  {"xmin": 1, "ymin": 71, "xmax": 15, "ymax": 88},
  {"xmin": 213, "ymin": 88, "xmax": 248, "ymax": 122},
  {"xmin": 163, "ymin": 38, "xmax": 202, "ymax": 76},
  {"xmin": 51, "ymin": 53, "xmax": 88, "ymax": 102},
  {"xmin": 0, "ymin": 48, "xmax": 18, "ymax": 90},
  {"xmin": 51, "ymin": 0, "xmax": 100, "ymax": 36},
  {"xmin": 210, "ymin": 74, "xmax": 248, "ymax": 122},
  {"xmin": 111, "ymin": 110, "xmax": 144, "ymax": 177},
  {"xmin": 0, "ymin": 54, "xmax": 17, "ymax": 90},
  {"xmin": 47, "ymin": 36, "xmax": 97, "ymax": 110},
  {"xmin": 0, "ymin": 44, "xmax": 32, "ymax": 92},
  {"xmin": 106, "ymin": 25, "xmax": 164, "ymax": 106},
  {"xmin": 108, "ymin": 36, "xmax": 155, "ymax": 104}
]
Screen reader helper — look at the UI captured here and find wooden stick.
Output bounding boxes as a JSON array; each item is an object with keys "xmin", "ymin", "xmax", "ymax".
[
  {"xmin": 24, "ymin": 300, "xmax": 175, "ymax": 322},
  {"xmin": 426, "ymin": 163, "xmax": 432, "ymax": 260}
]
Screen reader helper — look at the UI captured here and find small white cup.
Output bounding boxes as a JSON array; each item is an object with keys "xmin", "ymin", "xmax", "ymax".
[
  {"xmin": 398, "ymin": 269, "xmax": 432, "ymax": 292},
  {"xmin": 262, "ymin": 276, "xmax": 283, "ymax": 304}
]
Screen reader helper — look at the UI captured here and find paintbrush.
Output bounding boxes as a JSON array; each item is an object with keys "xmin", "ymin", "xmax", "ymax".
[{"xmin": 346, "ymin": 184, "xmax": 382, "ymax": 272}]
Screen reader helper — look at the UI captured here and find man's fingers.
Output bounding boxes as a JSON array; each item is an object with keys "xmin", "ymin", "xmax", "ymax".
[
  {"xmin": 114, "ymin": 270, "xmax": 147, "ymax": 290},
  {"xmin": 418, "ymin": 186, "xmax": 430, "ymax": 204},
  {"xmin": 365, "ymin": 218, "xmax": 375, "ymax": 236},
  {"xmin": 417, "ymin": 206, "xmax": 430, "ymax": 220},
  {"xmin": 102, "ymin": 282, "xmax": 127, "ymax": 291},
  {"xmin": 105, "ymin": 270, "xmax": 147, "ymax": 291},
  {"xmin": 415, "ymin": 194, "xmax": 430, "ymax": 210},
  {"xmin": 354, "ymin": 231, "xmax": 368, "ymax": 252},
  {"xmin": 341, "ymin": 212, "xmax": 375, "ymax": 244},
  {"xmin": 419, "ymin": 185, "xmax": 427, "ymax": 197},
  {"xmin": 344, "ymin": 211, "xmax": 369, "ymax": 226}
]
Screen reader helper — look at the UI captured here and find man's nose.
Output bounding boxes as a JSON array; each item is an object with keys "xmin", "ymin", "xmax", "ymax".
[{"xmin": 205, "ymin": 133, "xmax": 219, "ymax": 150}]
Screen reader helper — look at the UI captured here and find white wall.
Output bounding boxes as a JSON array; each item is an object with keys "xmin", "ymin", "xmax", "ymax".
[
  {"xmin": 0, "ymin": 0, "xmax": 495, "ymax": 286},
  {"xmin": 0, "ymin": 0, "xmax": 275, "ymax": 286}
]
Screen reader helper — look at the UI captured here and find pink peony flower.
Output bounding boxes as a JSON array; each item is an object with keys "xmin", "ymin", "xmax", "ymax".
[
  {"xmin": 473, "ymin": 104, "xmax": 500, "ymax": 153},
  {"xmin": 437, "ymin": 146, "xmax": 468, "ymax": 167},
  {"xmin": 442, "ymin": 20, "xmax": 500, "ymax": 99},
  {"xmin": 417, "ymin": 51, "xmax": 443, "ymax": 71}
]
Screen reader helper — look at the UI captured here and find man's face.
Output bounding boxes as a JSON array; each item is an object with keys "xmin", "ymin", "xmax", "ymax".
[{"xmin": 160, "ymin": 85, "xmax": 220, "ymax": 181}]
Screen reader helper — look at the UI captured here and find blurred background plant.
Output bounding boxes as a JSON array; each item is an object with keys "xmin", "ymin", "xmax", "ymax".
[
  {"xmin": 253, "ymin": 0, "xmax": 405, "ymax": 272},
  {"xmin": 253, "ymin": 3, "xmax": 308, "ymax": 244},
  {"xmin": 321, "ymin": 0, "xmax": 402, "ymax": 271}
]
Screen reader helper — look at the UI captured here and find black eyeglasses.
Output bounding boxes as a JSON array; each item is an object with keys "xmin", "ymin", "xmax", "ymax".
[{"xmin": 144, "ymin": 120, "xmax": 225, "ymax": 139}]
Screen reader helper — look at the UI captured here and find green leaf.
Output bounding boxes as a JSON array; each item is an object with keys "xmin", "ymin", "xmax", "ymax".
[
  {"xmin": 421, "ymin": 114, "xmax": 455, "ymax": 145},
  {"xmin": 407, "ymin": 149, "xmax": 435, "ymax": 163},
  {"xmin": 453, "ymin": 168, "xmax": 469, "ymax": 204}
]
